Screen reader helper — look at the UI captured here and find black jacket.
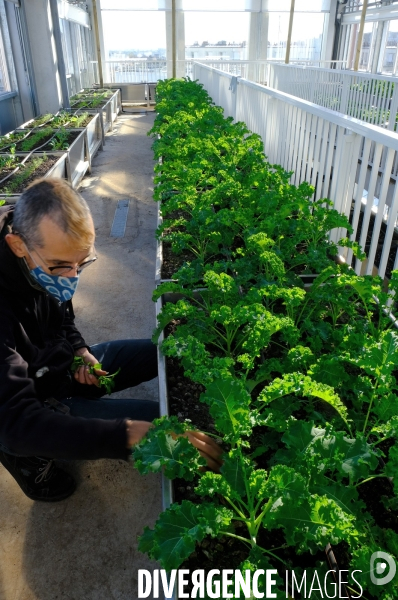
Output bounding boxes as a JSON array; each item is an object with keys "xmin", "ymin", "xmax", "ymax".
[{"xmin": 0, "ymin": 205, "xmax": 127, "ymax": 460}]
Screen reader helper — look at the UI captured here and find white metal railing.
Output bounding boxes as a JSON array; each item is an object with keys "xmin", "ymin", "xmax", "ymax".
[
  {"xmin": 103, "ymin": 60, "xmax": 169, "ymax": 83},
  {"xmin": 193, "ymin": 62, "xmax": 398, "ymax": 283},
  {"xmin": 267, "ymin": 63, "xmax": 398, "ymax": 132},
  {"xmin": 197, "ymin": 59, "xmax": 347, "ymax": 81},
  {"xmin": 90, "ymin": 59, "xmax": 347, "ymax": 86}
]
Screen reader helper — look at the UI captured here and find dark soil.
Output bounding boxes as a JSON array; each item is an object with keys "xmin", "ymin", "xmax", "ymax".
[
  {"xmin": 358, "ymin": 471, "xmax": 397, "ymax": 531},
  {"xmin": 166, "ymin": 355, "xmax": 214, "ymax": 433},
  {"xmin": 0, "ymin": 156, "xmax": 62, "ymax": 193},
  {"xmin": 0, "ymin": 162, "xmax": 20, "ymax": 181},
  {"xmin": 161, "ymin": 242, "xmax": 196, "ymax": 279}
]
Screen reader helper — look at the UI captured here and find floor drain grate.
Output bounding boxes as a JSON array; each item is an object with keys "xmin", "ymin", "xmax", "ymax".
[{"xmin": 110, "ymin": 200, "xmax": 130, "ymax": 237}]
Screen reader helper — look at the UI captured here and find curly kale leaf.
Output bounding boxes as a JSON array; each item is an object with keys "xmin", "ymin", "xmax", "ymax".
[
  {"xmin": 133, "ymin": 416, "xmax": 206, "ymax": 480},
  {"xmin": 258, "ymin": 372, "xmax": 349, "ymax": 427},
  {"xmin": 138, "ymin": 500, "xmax": 233, "ymax": 571},
  {"xmin": 275, "ymin": 420, "xmax": 380, "ymax": 485},
  {"xmin": 199, "ymin": 378, "xmax": 252, "ymax": 441}
]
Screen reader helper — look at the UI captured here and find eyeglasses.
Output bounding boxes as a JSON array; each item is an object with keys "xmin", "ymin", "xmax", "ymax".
[
  {"xmin": 30, "ymin": 246, "xmax": 97, "ymax": 276},
  {"xmin": 16, "ymin": 232, "xmax": 98, "ymax": 277}
]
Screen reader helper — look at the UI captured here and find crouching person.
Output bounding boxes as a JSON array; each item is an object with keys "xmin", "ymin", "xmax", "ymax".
[{"xmin": 0, "ymin": 178, "xmax": 221, "ymax": 502}]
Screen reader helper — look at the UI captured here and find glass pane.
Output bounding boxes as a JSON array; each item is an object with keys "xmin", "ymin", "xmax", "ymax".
[
  {"xmin": 102, "ymin": 11, "xmax": 166, "ymax": 60},
  {"xmin": 267, "ymin": 13, "xmax": 290, "ymax": 59},
  {"xmin": 290, "ymin": 12, "xmax": 325, "ymax": 61},
  {"xmin": 185, "ymin": 12, "xmax": 249, "ymax": 57},
  {"xmin": 100, "ymin": 0, "xmax": 262, "ymax": 10},
  {"xmin": 294, "ymin": 0, "xmax": 330, "ymax": 10},
  {"xmin": 101, "ymin": 0, "xmax": 164, "ymax": 10},
  {"xmin": 59, "ymin": 19, "xmax": 74, "ymax": 76},
  {"xmin": 0, "ymin": 25, "xmax": 10, "ymax": 93},
  {"xmin": 382, "ymin": 20, "xmax": 398, "ymax": 75},
  {"xmin": 182, "ymin": 0, "xmax": 253, "ymax": 9},
  {"xmin": 267, "ymin": 0, "xmax": 292, "ymax": 12},
  {"xmin": 267, "ymin": 0, "xmax": 329, "ymax": 10},
  {"xmin": 358, "ymin": 21, "xmax": 374, "ymax": 71}
]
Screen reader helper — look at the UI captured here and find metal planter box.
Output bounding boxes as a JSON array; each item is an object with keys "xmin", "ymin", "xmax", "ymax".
[
  {"xmin": 83, "ymin": 112, "xmax": 102, "ymax": 160},
  {"xmin": 0, "ymin": 152, "xmax": 68, "ymax": 203},
  {"xmin": 109, "ymin": 89, "xmax": 122, "ymax": 124},
  {"xmin": 64, "ymin": 128, "xmax": 90, "ymax": 189},
  {"xmin": 156, "ymin": 293, "xmax": 174, "ymax": 515},
  {"xmin": 155, "ymin": 203, "xmax": 163, "ymax": 283},
  {"xmin": 1, "ymin": 126, "xmax": 88, "ymax": 190}
]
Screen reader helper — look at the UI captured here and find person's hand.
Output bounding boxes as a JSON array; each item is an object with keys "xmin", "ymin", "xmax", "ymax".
[
  {"xmin": 184, "ymin": 430, "xmax": 223, "ymax": 472},
  {"xmin": 74, "ymin": 348, "xmax": 107, "ymax": 387},
  {"xmin": 126, "ymin": 422, "xmax": 223, "ymax": 472},
  {"xmin": 126, "ymin": 420, "xmax": 154, "ymax": 447}
]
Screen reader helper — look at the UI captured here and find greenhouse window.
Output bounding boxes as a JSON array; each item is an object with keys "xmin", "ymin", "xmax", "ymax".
[{"xmin": 0, "ymin": 16, "xmax": 10, "ymax": 94}]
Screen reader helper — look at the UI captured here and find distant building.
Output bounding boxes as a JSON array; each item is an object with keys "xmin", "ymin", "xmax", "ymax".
[{"xmin": 185, "ymin": 42, "xmax": 247, "ymax": 61}]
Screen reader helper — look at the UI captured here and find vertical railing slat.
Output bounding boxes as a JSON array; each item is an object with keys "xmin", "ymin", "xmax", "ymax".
[{"xmin": 366, "ymin": 147, "xmax": 396, "ymax": 276}]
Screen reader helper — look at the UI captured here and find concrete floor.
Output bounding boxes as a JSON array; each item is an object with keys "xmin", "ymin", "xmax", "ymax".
[{"xmin": 0, "ymin": 113, "xmax": 162, "ymax": 600}]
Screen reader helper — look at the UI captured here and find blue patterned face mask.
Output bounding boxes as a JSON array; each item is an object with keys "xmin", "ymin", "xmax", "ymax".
[{"xmin": 30, "ymin": 266, "xmax": 79, "ymax": 302}]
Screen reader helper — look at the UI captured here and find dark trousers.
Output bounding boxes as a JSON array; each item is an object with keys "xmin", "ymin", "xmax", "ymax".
[
  {"xmin": 0, "ymin": 339, "xmax": 159, "ymax": 457},
  {"xmin": 60, "ymin": 339, "xmax": 159, "ymax": 422}
]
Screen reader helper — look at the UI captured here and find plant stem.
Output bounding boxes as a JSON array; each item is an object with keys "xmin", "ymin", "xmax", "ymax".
[{"xmin": 353, "ymin": 474, "xmax": 390, "ymax": 488}]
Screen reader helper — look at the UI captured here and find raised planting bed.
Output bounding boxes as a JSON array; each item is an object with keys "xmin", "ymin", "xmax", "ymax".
[
  {"xmin": 69, "ymin": 92, "xmax": 110, "ymax": 110},
  {"xmin": 51, "ymin": 112, "xmax": 102, "ymax": 161},
  {"xmin": 0, "ymin": 153, "xmax": 67, "ymax": 201},
  {"xmin": 13, "ymin": 127, "xmax": 80, "ymax": 153},
  {"xmin": 143, "ymin": 283, "xmax": 398, "ymax": 599},
  {"xmin": 133, "ymin": 79, "xmax": 398, "ymax": 600},
  {"xmin": 74, "ymin": 89, "xmax": 121, "ymax": 129},
  {"xmin": 51, "ymin": 111, "xmax": 96, "ymax": 129},
  {"xmin": 11, "ymin": 129, "xmax": 90, "ymax": 189}
]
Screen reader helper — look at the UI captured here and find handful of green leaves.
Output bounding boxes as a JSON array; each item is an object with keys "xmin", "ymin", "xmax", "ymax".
[{"xmin": 71, "ymin": 356, "xmax": 120, "ymax": 394}]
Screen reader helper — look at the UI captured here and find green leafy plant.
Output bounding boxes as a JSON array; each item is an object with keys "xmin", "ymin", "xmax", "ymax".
[
  {"xmin": 71, "ymin": 356, "xmax": 121, "ymax": 393},
  {"xmin": 17, "ymin": 128, "xmax": 55, "ymax": 152},
  {"xmin": 0, "ymin": 131, "xmax": 28, "ymax": 151},
  {"xmin": 0, "ymin": 153, "xmax": 18, "ymax": 171},
  {"xmin": 136, "ymin": 78, "xmax": 398, "ymax": 599},
  {"xmin": 49, "ymin": 129, "xmax": 70, "ymax": 151}
]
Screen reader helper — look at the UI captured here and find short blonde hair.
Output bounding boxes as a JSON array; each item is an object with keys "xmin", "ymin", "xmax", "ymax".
[{"xmin": 13, "ymin": 178, "xmax": 94, "ymax": 250}]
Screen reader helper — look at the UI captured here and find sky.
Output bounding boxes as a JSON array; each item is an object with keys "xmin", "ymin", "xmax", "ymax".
[{"xmin": 101, "ymin": 11, "xmax": 251, "ymax": 51}]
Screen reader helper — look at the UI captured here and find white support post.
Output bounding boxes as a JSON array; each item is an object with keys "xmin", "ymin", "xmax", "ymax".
[
  {"xmin": 247, "ymin": 9, "xmax": 269, "ymax": 82},
  {"xmin": 321, "ymin": 0, "xmax": 338, "ymax": 63},
  {"xmin": 285, "ymin": 0, "xmax": 295, "ymax": 64},
  {"xmin": 353, "ymin": 0, "xmax": 368, "ymax": 71},
  {"xmin": 91, "ymin": 0, "xmax": 104, "ymax": 86},
  {"xmin": 166, "ymin": 0, "xmax": 184, "ymax": 79}
]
